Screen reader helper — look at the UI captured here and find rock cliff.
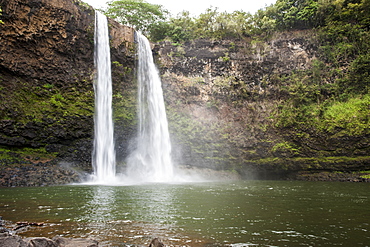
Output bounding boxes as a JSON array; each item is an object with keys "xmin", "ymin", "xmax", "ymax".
[
  {"xmin": 0, "ymin": 0, "xmax": 368, "ymax": 185},
  {"xmin": 0, "ymin": 0, "xmax": 136, "ymax": 186},
  {"xmin": 155, "ymin": 32, "xmax": 369, "ymax": 180}
]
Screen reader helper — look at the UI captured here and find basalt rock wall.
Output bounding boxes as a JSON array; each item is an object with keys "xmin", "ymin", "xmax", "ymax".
[
  {"xmin": 0, "ymin": 0, "xmax": 368, "ymax": 184},
  {"xmin": 155, "ymin": 32, "xmax": 370, "ymax": 179},
  {"xmin": 0, "ymin": 0, "xmax": 136, "ymax": 186}
]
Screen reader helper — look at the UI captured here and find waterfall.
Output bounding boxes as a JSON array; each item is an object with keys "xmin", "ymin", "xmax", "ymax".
[
  {"xmin": 126, "ymin": 32, "xmax": 174, "ymax": 182},
  {"xmin": 92, "ymin": 11, "xmax": 116, "ymax": 183}
]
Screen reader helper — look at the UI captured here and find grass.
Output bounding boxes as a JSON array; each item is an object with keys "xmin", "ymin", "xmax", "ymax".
[{"xmin": 321, "ymin": 94, "xmax": 370, "ymax": 135}]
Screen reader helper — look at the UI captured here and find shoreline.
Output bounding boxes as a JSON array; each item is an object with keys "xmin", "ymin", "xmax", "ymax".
[{"xmin": 1, "ymin": 164, "xmax": 369, "ymax": 188}]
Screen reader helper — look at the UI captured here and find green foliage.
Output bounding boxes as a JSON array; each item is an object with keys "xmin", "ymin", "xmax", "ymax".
[
  {"xmin": 150, "ymin": 8, "xmax": 254, "ymax": 42},
  {"xmin": 219, "ymin": 52, "xmax": 230, "ymax": 62},
  {"xmin": 252, "ymin": 10, "xmax": 277, "ymax": 34},
  {"xmin": 151, "ymin": 0, "xmax": 329, "ymax": 41},
  {"xmin": 268, "ymin": 0, "xmax": 370, "ymax": 139},
  {"xmin": 152, "ymin": 11, "xmax": 196, "ymax": 42},
  {"xmin": 107, "ymin": 0, "xmax": 369, "ymax": 43},
  {"xmin": 193, "ymin": 8, "xmax": 253, "ymax": 39},
  {"xmin": 345, "ymin": 53, "xmax": 370, "ymax": 93},
  {"xmin": 275, "ymin": 82, "xmax": 370, "ymax": 136},
  {"xmin": 272, "ymin": 141, "xmax": 301, "ymax": 155},
  {"xmin": 262, "ymin": 0, "xmax": 321, "ymax": 30},
  {"xmin": 112, "ymin": 91, "xmax": 136, "ymax": 123},
  {"xmin": 104, "ymin": 0, "xmax": 168, "ymax": 35},
  {"xmin": 0, "ymin": 81, "xmax": 94, "ymax": 122},
  {"xmin": 43, "ymin": 83, "xmax": 54, "ymax": 89},
  {"xmin": 257, "ymin": 0, "xmax": 370, "ymax": 31},
  {"xmin": 0, "ymin": 146, "xmax": 57, "ymax": 166},
  {"xmin": 0, "ymin": 7, "xmax": 4, "ymax": 25},
  {"xmin": 50, "ymin": 93, "xmax": 65, "ymax": 108},
  {"xmin": 321, "ymin": 94, "xmax": 370, "ymax": 135}
]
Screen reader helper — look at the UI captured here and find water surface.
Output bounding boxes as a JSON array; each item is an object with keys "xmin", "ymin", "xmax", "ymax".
[{"xmin": 0, "ymin": 181, "xmax": 369, "ymax": 246}]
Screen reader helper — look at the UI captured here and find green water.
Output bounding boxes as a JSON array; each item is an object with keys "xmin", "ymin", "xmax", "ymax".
[{"xmin": 0, "ymin": 181, "xmax": 369, "ymax": 246}]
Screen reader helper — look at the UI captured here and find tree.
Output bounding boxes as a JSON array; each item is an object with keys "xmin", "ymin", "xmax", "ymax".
[
  {"xmin": 260, "ymin": 0, "xmax": 322, "ymax": 30},
  {"xmin": 104, "ymin": 0, "xmax": 168, "ymax": 35},
  {"xmin": 165, "ymin": 11, "xmax": 197, "ymax": 42}
]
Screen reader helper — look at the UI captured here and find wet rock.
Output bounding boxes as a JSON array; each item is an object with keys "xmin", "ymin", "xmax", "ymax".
[
  {"xmin": 52, "ymin": 236, "xmax": 99, "ymax": 247},
  {"xmin": 0, "ymin": 234, "xmax": 27, "ymax": 247},
  {"xmin": 24, "ymin": 237, "xmax": 58, "ymax": 247},
  {"xmin": 148, "ymin": 238, "xmax": 164, "ymax": 247},
  {"xmin": 0, "ymin": 227, "xmax": 9, "ymax": 234},
  {"xmin": 0, "ymin": 164, "xmax": 81, "ymax": 187},
  {"xmin": 288, "ymin": 171, "xmax": 370, "ymax": 182},
  {"xmin": 0, "ymin": 234, "xmax": 99, "ymax": 247}
]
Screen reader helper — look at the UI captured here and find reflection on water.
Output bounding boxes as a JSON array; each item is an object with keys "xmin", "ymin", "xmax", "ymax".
[
  {"xmin": 79, "ymin": 186, "xmax": 117, "ymax": 243},
  {"xmin": 0, "ymin": 181, "xmax": 369, "ymax": 246}
]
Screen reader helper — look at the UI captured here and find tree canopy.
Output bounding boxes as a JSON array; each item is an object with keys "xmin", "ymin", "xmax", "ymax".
[
  {"xmin": 135, "ymin": 0, "xmax": 369, "ymax": 42},
  {"xmin": 104, "ymin": 0, "xmax": 168, "ymax": 34}
]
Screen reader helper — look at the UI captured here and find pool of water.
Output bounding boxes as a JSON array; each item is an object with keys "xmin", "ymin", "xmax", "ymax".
[{"xmin": 0, "ymin": 180, "xmax": 369, "ymax": 246}]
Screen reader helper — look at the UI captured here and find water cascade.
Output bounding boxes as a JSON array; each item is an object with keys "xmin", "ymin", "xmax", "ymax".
[
  {"xmin": 91, "ymin": 11, "xmax": 116, "ymax": 183},
  {"xmin": 126, "ymin": 32, "xmax": 174, "ymax": 182}
]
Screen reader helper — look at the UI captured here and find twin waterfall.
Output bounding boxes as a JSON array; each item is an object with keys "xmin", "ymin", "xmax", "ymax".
[{"xmin": 91, "ymin": 12, "xmax": 174, "ymax": 184}]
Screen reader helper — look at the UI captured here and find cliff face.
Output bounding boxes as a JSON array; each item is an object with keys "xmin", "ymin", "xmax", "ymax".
[
  {"xmin": 156, "ymin": 32, "xmax": 370, "ymax": 179},
  {"xmin": 0, "ymin": 0, "xmax": 368, "ymax": 185},
  {"xmin": 0, "ymin": 0, "xmax": 136, "ymax": 186}
]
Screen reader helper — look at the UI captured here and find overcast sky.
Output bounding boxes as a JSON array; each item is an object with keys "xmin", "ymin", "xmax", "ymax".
[{"xmin": 82, "ymin": 0, "xmax": 277, "ymax": 16}]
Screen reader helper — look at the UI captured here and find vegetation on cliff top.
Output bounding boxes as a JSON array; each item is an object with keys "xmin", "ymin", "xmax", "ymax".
[
  {"xmin": 105, "ymin": 0, "xmax": 369, "ymax": 42},
  {"xmin": 104, "ymin": 0, "xmax": 168, "ymax": 34}
]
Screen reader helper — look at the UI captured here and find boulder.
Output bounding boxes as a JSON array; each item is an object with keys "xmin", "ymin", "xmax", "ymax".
[
  {"xmin": 148, "ymin": 238, "xmax": 164, "ymax": 247},
  {"xmin": 0, "ymin": 234, "xmax": 99, "ymax": 247},
  {"xmin": 24, "ymin": 237, "xmax": 58, "ymax": 247},
  {"xmin": 52, "ymin": 236, "xmax": 99, "ymax": 247},
  {"xmin": 0, "ymin": 234, "xmax": 27, "ymax": 247}
]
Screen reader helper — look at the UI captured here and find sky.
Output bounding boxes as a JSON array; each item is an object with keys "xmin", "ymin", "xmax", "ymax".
[{"xmin": 82, "ymin": 0, "xmax": 277, "ymax": 16}]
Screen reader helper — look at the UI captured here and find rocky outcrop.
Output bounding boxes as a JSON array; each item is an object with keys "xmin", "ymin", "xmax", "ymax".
[
  {"xmin": 0, "ymin": 0, "xmax": 94, "ymax": 85},
  {"xmin": 0, "ymin": 233, "xmax": 167, "ymax": 247},
  {"xmin": 0, "ymin": 161, "xmax": 80, "ymax": 187},
  {"xmin": 0, "ymin": 0, "xmax": 136, "ymax": 185},
  {"xmin": 158, "ymin": 33, "xmax": 317, "ymax": 82},
  {"xmin": 155, "ymin": 32, "xmax": 315, "ymax": 170},
  {"xmin": 0, "ymin": 234, "xmax": 99, "ymax": 247},
  {"xmin": 148, "ymin": 238, "xmax": 165, "ymax": 247},
  {"xmin": 155, "ymin": 32, "xmax": 369, "ymax": 179}
]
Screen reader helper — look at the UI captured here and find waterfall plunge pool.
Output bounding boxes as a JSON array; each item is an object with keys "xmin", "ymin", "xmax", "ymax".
[{"xmin": 1, "ymin": 180, "xmax": 369, "ymax": 246}]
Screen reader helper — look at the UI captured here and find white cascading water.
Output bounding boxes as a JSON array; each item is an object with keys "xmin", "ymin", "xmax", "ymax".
[
  {"xmin": 126, "ymin": 32, "xmax": 174, "ymax": 183},
  {"xmin": 91, "ymin": 11, "xmax": 116, "ymax": 183}
]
